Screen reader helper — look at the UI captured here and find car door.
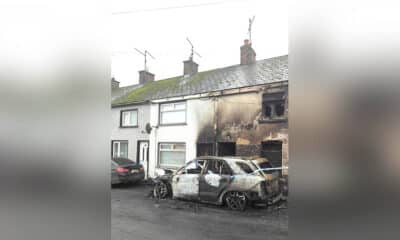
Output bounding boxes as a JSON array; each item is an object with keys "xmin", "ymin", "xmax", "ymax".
[
  {"xmin": 199, "ymin": 159, "xmax": 233, "ymax": 203},
  {"xmin": 171, "ymin": 160, "xmax": 203, "ymax": 200}
]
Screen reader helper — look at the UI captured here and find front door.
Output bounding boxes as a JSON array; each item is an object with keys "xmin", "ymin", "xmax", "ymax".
[
  {"xmin": 199, "ymin": 159, "xmax": 233, "ymax": 203},
  {"xmin": 137, "ymin": 140, "xmax": 149, "ymax": 179}
]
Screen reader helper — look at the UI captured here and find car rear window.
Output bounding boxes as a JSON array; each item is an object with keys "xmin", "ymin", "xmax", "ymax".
[
  {"xmin": 113, "ymin": 158, "xmax": 134, "ymax": 165},
  {"xmin": 235, "ymin": 162, "xmax": 254, "ymax": 174}
]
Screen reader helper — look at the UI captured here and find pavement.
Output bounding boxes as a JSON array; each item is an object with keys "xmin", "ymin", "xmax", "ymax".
[{"xmin": 112, "ymin": 182, "xmax": 288, "ymax": 240}]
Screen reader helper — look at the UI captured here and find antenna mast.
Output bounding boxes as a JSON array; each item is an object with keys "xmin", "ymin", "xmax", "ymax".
[
  {"xmin": 248, "ymin": 16, "xmax": 255, "ymax": 43},
  {"xmin": 186, "ymin": 37, "xmax": 201, "ymax": 61},
  {"xmin": 134, "ymin": 48, "xmax": 155, "ymax": 71}
]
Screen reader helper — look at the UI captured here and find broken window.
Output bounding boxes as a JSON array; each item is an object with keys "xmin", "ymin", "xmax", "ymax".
[
  {"xmin": 196, "ymin": 143, "xmax": 215, "ymax": 157},
  {"xmin": 261, "ymin": 92, "xmax": 286, "ymax": 121},
  {"xmin": 205, "ymin": 159, "xmax": 232, "ymax": 175},
  {"xmin": 236, "ymin": 162, "xmax": 254, "ymax": 174},
  {"xmin": 217, "ymin": 142, "xmax": 236, "ymax": 156},
  {"xmin": 264, "ymin": 105, "xmax": 272, "ymax": 118},
  {"xmin": 275, "ymin": 102, "xmax": 285, "ymax": 117},
  {"xmin": 184, "ymin": 160, "xmax": 204, "ymax": 174}
]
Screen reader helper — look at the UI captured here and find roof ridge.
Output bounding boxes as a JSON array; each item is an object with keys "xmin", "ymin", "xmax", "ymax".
[{"xmin": 152, "ymin": 54, "xmax": 288, "ymax": 83}]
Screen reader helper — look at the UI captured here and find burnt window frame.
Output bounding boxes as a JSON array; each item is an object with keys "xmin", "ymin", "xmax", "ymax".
[{"xmin": 260, "ymin": 92, "xmax": 287, "ymax": 123}]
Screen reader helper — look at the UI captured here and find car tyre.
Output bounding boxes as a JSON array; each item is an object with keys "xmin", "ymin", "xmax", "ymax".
[
  {"xmin": 225, "ymin": 191, "xmax": 247, "ymax": 211},
  {"xmin": 153, "ymin": 181, "xmax": 170, "ymax": 199}
]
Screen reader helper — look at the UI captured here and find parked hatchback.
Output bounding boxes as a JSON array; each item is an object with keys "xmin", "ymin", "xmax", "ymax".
[
  {"xmin": 111, "ymin": 158, "xmax": 144, "ymax": 185},
  {"xmin": 152, "ymin": 156, "xmax": 282, "ymax": 211}
]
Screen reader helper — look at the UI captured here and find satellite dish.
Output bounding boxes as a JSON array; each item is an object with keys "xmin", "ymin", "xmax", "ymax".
[{"xmin": 145, "ymin": 123, "xmax": 152, "ymax": 134}]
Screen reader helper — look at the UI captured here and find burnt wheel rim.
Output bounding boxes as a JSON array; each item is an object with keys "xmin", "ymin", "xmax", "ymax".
[
  {"xmin": 154, "ymin": 182, "xmax": 168, "ymax": 199},
  {"xmin": 226, "ymin": 192, "xmax": 247, "ymax": 211}
]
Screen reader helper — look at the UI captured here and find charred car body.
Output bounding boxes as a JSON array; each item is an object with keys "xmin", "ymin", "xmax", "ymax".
[{"xmin": 153, "ymin": 156, "xmax": 282, "ymax": 211}]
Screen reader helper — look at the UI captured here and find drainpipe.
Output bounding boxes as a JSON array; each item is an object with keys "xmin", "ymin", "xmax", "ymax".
[{"xmin": 152, "ymin": 124, "xmax": 158, "ymax": 178}]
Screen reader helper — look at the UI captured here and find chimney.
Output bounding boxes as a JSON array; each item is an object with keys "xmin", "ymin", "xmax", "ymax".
[
  {"xmin": 240, "ymin": 39, "xmax": 256, "ymax": 65},
  {"xmin": 183, "ymin": 59, "xmax": 199, "ymax": 76},
  {"xmin": 111, "ymin": 77, "xmax": 120, "ymax": 89},
  {"xmin": 138, "ymin": 70, "xmax": 155, "ymax": 85}
]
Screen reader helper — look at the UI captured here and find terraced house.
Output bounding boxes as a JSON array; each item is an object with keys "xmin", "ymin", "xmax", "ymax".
[{"xmin": 111, "ymin": 40, "xmax": 288, "ymax": 179}]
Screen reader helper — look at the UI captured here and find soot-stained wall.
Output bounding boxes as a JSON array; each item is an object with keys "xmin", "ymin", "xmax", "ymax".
[{"xmin": 196, "ymin": 85, "xmax": 288, "ymax": 175}]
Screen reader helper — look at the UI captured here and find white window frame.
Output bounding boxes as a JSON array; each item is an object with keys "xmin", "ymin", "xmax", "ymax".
[
  {"xmin": 159, "ymin": 101, "xmax": 187, "ymax": 125},
  {"xmin": 112, "ymin": 140, "xmax": 128, "ymax": 158},
  {"xmin": 120, "ymin": 109, "xmax": 138, "ymax": 127},
  {"xmin": 158, "ymin": 142, "xmax": 186, "ymax": 168}
]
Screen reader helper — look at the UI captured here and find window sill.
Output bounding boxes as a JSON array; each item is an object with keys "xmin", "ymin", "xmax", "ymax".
[
  {"xmin": 159, "ymin": 123, "xmax": 187, "ymax": 127},
  {"xmin": 120, "ymin": 126, "xmax": 139, "ymax": 128},
  {"xmin": 258, "ymin": 118, "xmax": 287, "ymax": 124}
]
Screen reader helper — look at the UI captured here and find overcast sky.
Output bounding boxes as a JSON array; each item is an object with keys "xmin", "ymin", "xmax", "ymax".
[{"xmin": 112, "ymin": 0, "xmax": 288, "ymax": 87}]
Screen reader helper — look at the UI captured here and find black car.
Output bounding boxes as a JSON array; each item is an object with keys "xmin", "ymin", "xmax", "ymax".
[{"xmin": 111, "ymin": 157, "xmax": 145, "ymax": 185}]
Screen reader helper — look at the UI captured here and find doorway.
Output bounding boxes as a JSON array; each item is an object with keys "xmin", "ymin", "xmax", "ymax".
[
  {"xmin": 137, "ymin": 140, "xmax": 149, "ymax": 179},
  {"xmin": 261, "ymin": 140, "xmax": 282, "ymax": 168}
]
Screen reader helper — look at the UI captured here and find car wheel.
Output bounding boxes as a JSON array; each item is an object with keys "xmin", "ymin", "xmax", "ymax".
[
  {"xmin": 153, "ymin": 181, "xmax": 169, "ymax": 199},
  {"xmin": 225, "ymin": 191, "xmax": 247, "ymax": 211}
]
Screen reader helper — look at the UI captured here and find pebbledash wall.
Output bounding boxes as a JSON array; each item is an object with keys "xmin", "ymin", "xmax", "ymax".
[{"xmin": 147, "ymin": 83, "xmax": 288, "ymax": 178}]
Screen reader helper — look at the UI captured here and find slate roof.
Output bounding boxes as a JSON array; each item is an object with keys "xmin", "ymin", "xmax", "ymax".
[{"xmin": 112, "ymin": 54, "xmax": 288, "ymax": 106}]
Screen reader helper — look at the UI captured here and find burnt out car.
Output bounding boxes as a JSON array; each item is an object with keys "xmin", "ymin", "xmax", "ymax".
[{"xmin": 152, "ymin": 156, "xmax": 282, "ymax": 211}]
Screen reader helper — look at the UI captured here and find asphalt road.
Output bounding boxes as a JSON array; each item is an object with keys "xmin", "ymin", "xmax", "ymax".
[{"xmin": 112, "ymin": 182, "xmax": 288, "ymax": 240}]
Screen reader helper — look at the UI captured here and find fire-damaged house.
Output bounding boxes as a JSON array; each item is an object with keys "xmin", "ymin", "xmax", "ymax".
[{"xmin": 111, "ymin": 40, "xmax": 288, "ymax": 179}]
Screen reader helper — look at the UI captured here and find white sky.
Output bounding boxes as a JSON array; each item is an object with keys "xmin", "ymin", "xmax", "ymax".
[{"xmin": 112, "ymin": 0, "xmax": 288, "ymax": 87}]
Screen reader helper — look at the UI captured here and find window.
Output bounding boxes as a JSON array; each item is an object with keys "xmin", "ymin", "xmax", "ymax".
[
  {"xmin": 184, "ymin": 160, "xmax": 204, "ymax": 174},
  {"xmin": 159, "ymin": 102, "xmax": 186, "ymax": 125},
  {"xmin": 196, "ymin": 143, "xmax": 215, "ymax": 157},
  {"xmin": 112, "ymin": 141, "xmax": 128, "ymax": 158},
  {"xmin": 217, "ymin": 142, "xmax": 236, "ymax": 156},
  {"xmin": 236, "ymin": 162, "xmax": 254, "ymax": 174},
  {"xmin": 205, "ymin": 160, "xmax": 232, "ymax": 175},
  {"xmin": 120, "ymin": 109, "xmax": 138, "ymax": 127},
  {"xmin": 158, "ymin": 143, "xmax": 186, "ymax": 168},
  {"xmin": 261, "ymin": 92, "xmax": 287, "ymax": 121}
]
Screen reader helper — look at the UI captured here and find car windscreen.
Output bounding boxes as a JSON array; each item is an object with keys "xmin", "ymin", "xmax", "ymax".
[{"xmin": 113, "ymin": 158, "xmax": 134, "ymax": 165}]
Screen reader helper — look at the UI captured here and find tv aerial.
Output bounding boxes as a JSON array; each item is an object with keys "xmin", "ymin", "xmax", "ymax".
[
  {"xmin": 248, "ymin": 16, "xmax": 255, "ymax": 42},
  {"xmin": 186, "ymin": 38, "xmax": 202, "ymax": 61},
  {"xmin": 134, "ymin": 48, "xmax": 155, "ymax": 71}
]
